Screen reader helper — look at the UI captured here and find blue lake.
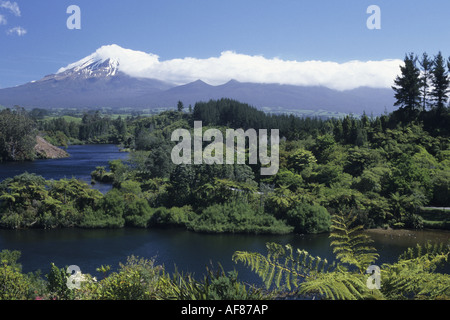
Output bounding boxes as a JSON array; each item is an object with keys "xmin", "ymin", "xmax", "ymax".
[{"xmin": 0, "ymin": 144, "xmax": 129, "ymax": 193}]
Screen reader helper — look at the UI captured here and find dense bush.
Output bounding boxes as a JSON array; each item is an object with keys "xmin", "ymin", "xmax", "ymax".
[
  {"xmin": 187, "ymin": 201, "xmax": 293, "ymax": 234},
  {"xmin": 0, "ymin": 250, "xmax": 30, "ymax": 300},
  {"xmin": 286, "ymin": 203, "xmax": 331, "ymax": 234},
  {"xmin": 149, "ymin": 206, "xmax": 194, "ymax": 227}
]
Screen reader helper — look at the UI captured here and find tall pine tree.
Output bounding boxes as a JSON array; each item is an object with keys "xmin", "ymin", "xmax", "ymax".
[
  {"xmin": 392, "ymin": 53, "xmax": 421, "ymax": 120},
  {"xmin": 430, "ymin": 52, "xmax": 450, "ymax": 112},
  {"xmin": 419, "ymin": 52, "xmax": 433, "ymax": 111}
]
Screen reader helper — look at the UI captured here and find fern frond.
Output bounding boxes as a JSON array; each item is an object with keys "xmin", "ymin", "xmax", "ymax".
[
  {"xmin": 329, "ymin": 211, "xmax": 379, "ymax": 273},
  {"xmin": 299, "ymin": 271, "xmax": 371, "ymax": 300},
  {"xmin": 399, "ymin": 242, "xmax": 449, "ymax": 262},
  {"xmin": 381, "ymin": 242, "xmax": 450, "ymax": 300},
  {"xmin": 232, "ymin": 242, "xmax": 333, "ymax": 290},
  {"xmin": 381, "ymin": 261, "xmax": 450, "ymax": 299}
]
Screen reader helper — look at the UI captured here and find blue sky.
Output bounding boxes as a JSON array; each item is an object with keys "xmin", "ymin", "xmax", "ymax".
[{"xmin": 1, "ymin": 0, "xmax": 450, "ymax": 89}]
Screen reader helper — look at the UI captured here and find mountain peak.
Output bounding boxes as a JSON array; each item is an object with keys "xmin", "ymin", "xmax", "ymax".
[
  {"xmin": 223, "ymin": 79, "xmax": 241, "ymax": 86},
  {"xmin": 191, "ymin": 79, "xmax": 209, "ymax": 86},
  {"xmin": 50, "ymin": 57, "xmax": 120, "ymax": 81},
  {"xmin": 57, "ymin": 44, "xmax": 160, "ymax": 79}
]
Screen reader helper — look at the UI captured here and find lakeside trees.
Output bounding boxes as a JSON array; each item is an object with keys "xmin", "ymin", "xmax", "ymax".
[{"xmin": 0, "ymin": 107, "xmax": 37, "ymax": 162}]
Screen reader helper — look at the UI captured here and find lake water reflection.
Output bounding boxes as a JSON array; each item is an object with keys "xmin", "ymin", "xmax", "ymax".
[{"xmin": 0, "ymin": 144, "xmax": 129, "ymax": 193}]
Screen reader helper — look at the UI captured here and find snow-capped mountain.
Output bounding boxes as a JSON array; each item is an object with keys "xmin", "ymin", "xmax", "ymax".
[
  {"xmin": 53, "ymin": 58, "xmax": 120, "ymax": 80},
  {"xmin": 0, "ymin": 44, "xmax": 396, "ymax": 115}
]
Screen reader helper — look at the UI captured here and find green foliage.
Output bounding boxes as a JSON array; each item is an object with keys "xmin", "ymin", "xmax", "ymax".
[
  {"xmin": 0, "ymin": 249, "xmax": 31, "ymax": 300},
  {"xmin": 193, "ymin": 98, "xmax": 331, "ymax": 141},
  {"xmin": 91, "ymin": 256, "xmax": 164, "ymax": 300},
  {"xmin": 1, "ymin": 85, "xmax": 450, "ymax": 235},
  {"xmin": 168, "ymin": 264, "xmax": 270, "ymax": 300},
  {"xmin": 329, "ymin": 212, "xmax": 379, "ymax": 273},
  {"xmin": 187, "ymin": 201, "xmax": 293, "ymax": 234},
  {"xmin": 392, "ymin": 53, "xmax": 422, "ymax": 120},
  {"xmin": 0, "ymin": 107, "xmax": 37, "ymax": 162},
  {"xmin": 0, "ymin": 261, "xmax": 30, "ymax": 300},
  {"xmin": 149, "ymin": 206, "xmax": 194, "ymax": 227},
  {"xmin": 232, "ymin": 212, "xmax": 380, "ymax": 300},
  {"xmin": 431, "ymin": 169, "xmax": 450, "ymax": 207},
  {"xmin": 233, "ymin": 243, "xmax": 334, "ymax": 292},
  {"xmin": 287, "ymin": 149, "xmax": 317, "ymax": 173},
  {"xmin": 286, "ymin": 203, "xmax": 331, "ymax": 234},
  {"xmin": 298, "ymin": 270, "xmax": 371, "ymax": 300},
  {"xmin": 234, "ymin": 213, "xmax": 449, "ymax": 300},
  {"xmin": 79, "ymin": 208, "xmax": 125, "ymax": 229},
  {"xmin": 381, "ymin": 243, "xmax": 450, "ymax": 299},
  {"xmin": 91, "ymin": 166, "xmax": 114, "ymax": 183},
  {"xmin": 0, "ymin": 174, "xmax": 103, "ymax": 229},
  {"xmin": 430, "ymin": 52, "xmax": 450, "ymax": 111},
  {"xmin": 46, "ymin": 263, "xmax": 75, "ymax": 300}
]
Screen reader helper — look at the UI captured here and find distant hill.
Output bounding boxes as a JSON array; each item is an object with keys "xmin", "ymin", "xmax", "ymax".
[{"xmin": 0, "ymin": 46, "xmax": 396, "ymax": 116}]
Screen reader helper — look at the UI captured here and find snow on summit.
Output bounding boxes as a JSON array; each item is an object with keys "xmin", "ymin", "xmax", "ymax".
[{"xmin": 57, "ymin": 44, "xmax": 160, "ymax": 78}]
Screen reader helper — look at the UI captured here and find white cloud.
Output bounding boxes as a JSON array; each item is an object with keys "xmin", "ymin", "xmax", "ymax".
[
  {"xmin": 59, "ymin": 44, "xmax": 404, "ymax": 91},
  {"xmin": 7, "ymin": 26, "xmax": 26, "ymax": 36},
  {"xmin": 0, "ymin": 1, "xmax": 20, "ymax": 16},
  {"xmin": 0, "ymin": 14, "xmax": 6, "ymax": 24}
]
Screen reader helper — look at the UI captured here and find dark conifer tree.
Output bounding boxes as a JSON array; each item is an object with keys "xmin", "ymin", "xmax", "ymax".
[
  {"xmin": 419, "ymin": 52, "xmax": 433, "ymax": 111},
  {"xmin": 177, "ymin": 101, "xmax": 184, "ymax": 113},
  {"xmin": 392, "ymin": 53, "xmax": 421, "ymax": 120},
  {"xmin": 430, "ymin": 52, "xmax": 450, "ymax": 112}
]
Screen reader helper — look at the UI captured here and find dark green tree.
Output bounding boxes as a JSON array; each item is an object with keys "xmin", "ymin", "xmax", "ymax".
[
  {"xmin": 286, "ymin": 203, "xmax": 331, "ymax": 234},
  {"xmin": 392, "ymin": 53, "xmax": 421, "ymax": 120},
  {"xmin": 0, "ymin": 108, "xmax": 37, "ymax": 161},
  {"xmin": 430, "ymin": 52, "xmax": 450, "ymax": 112},
  {"xmin": 145, "ymin": 144, "xmax": 174, "ymax": 179},
  {"xmin": 177, "ymin": 101, "xmax": 184, "ymax": 113},
  {"xmin": 419, "ymin": 52, "xmax": 433, "ymax": 111}
]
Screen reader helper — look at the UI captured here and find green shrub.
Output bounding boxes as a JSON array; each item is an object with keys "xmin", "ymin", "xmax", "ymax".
[
  {"xmin": 286, "ymin": 203, "xmax": 331, "ymax": 234},
  {"xmin": 92, "ymin": 256, "xmax": 165, "ymax": 300},
  {"xmin": 46, "ymin": 263, "xmax": 75, "ymax": 300},
  {"xmin": 187, "ymin": 201, "xmax": 293, "ymax": 234},
  {"xmin": 79, "ymin": 208, "xmax": 125, "ymax": 229},
  {"xmin": 0, "ymin": 263, "xmax": 30, "ymax": 300},
  {"xmin": 150, "ymin": 206, "xmax": 194, "ymax": 227}
]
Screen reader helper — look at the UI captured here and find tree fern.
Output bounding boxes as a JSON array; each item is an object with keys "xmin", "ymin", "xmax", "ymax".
[
  {"xmin": 298, "ymin": 270, "xmax": 373, "ymax": 300},
  {"xmin": 381, "ymin": 242, "xmax": 450, "ymax": 300},
  {"xmin": 232, "ymin": 242, "xmax": 378, "ymax": 300},
  {"xmin": 329, "ymin": 211, "xmax": 379, "ymax": 273},
  {"xmin": 398, "ymin": 241, "xmax": 450, "ymax": 269},
  {"xmin": 233, "ymin": 211, "xmax": 449, "ymax": 300},
  {"xmin": 232, "ymin": 242, "xmax": 333, "ymax": 291}
]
